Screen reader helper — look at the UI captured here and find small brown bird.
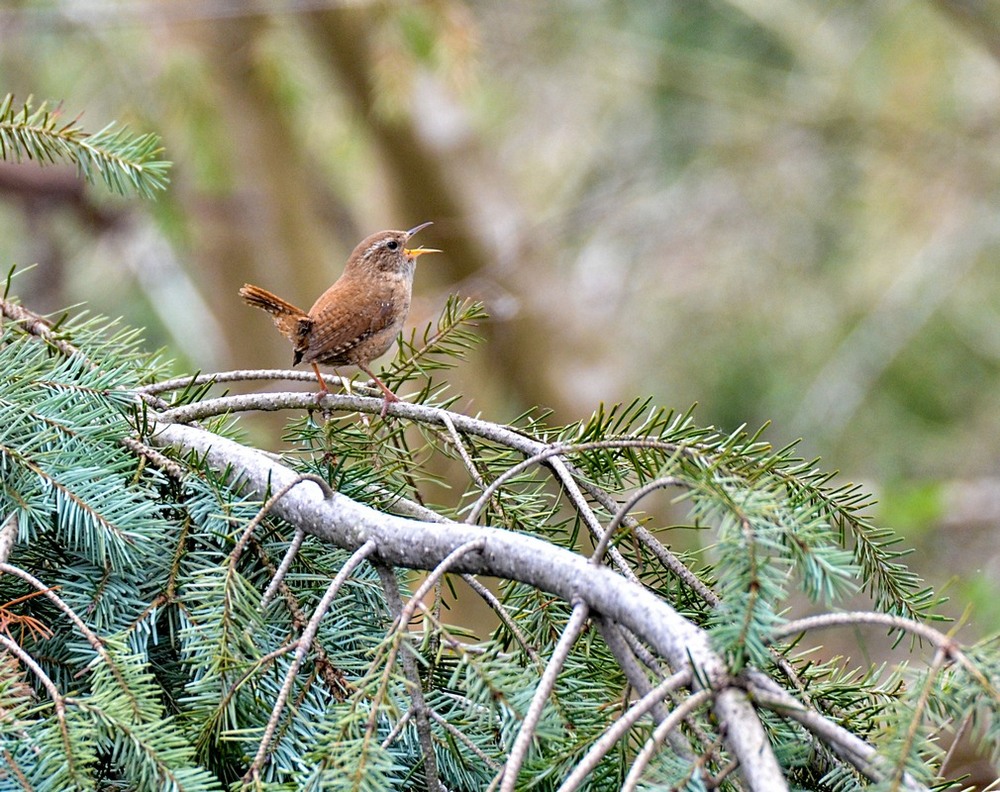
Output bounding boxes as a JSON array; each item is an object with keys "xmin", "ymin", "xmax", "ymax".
[{"xmin": 239, "ymin": 222, "xmax": 438, "ymax": 416}]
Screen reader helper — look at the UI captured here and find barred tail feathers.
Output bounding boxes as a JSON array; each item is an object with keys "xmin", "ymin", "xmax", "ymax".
[{"xmin": 239, "ymin": 284, "xmax": 311, "ymax": 346}]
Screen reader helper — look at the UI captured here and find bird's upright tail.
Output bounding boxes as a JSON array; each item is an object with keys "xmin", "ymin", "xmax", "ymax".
[{"xmin": 239, "ymin": 284, "xmax": 311, "ymax": 347}]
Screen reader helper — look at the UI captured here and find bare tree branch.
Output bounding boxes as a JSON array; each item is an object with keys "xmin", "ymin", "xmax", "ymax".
[
  {"xmin": 374, "ymin": 561, "xmax": 442, "ymax": 792},
  {"xmin": 0, "ymin": 512, "xmax": 17, "ymax": 565},
  {"xmin": 147, "ymin": 416, "xmax": 788, "ymax": 790},
  {"xmin": 245, "ymin": 540, "xmax": 378, "ymax": 784},
  {"xmin": 499, "ymin": 600, "xmax": 590, "ymax": 792}
]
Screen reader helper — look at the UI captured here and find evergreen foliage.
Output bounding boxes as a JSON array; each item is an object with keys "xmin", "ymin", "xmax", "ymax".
[
  {"xmin": 1, "ymin": 287, "xmax": 998, "ymax": 792},
  {"xmin": 0, "ymin": 94, "xmax": 170, "ymax": 198},
  {"xmin": 1, "ymin": 108, "xmax": 998, "ymax": 792}
]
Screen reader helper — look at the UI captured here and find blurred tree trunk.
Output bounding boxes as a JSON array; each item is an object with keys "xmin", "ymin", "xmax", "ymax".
[
  {"xmin": 304, "ymin": 6, "xmax": 573, "ymax": 418},
  {"xmin": 935, "ymin": 0, "xmax": 1000, "ymax": 61},
  {"xmin": 165, "ymin": 12, "xmax": 351, "ymax": 372}
]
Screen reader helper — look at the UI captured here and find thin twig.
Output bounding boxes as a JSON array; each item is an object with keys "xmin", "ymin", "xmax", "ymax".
[
  {"xmin": 461, "ymin": 573, "xmax": 542, "ymax": 667},
  {"xmin": 620, "ymin": 689, "xmax": 714, "ymax": 792},
  {"xmin": 0, "ymin": 633, "xmax": 75, "ymax": 774},
  {"xmin": 380, "ymin": 707, "xmax": 414, "ymax": 750},
  {"xmin": 555, "ymin": 667, "xmax": 693, "ymax": 792},
  {"xmin": 619, "ymin": 627, "xmax": 668, "ymax": 678},
  {"xmin": 893, "ymin": 646, "xmax": 949, "ymax": 792},
  {"xmin": 373, "ymin": 562, "xmax": 442, "ymax": 792},
  {"xmin": 573, "ymin": 474, "xmax": 718, "ymax": 606},
  {"xmin": 120, "ymin": 435, "xmax": 187, "ymax": 482},
  {"xmin": 705, "ymin": 757, "xmax": 741, "ymax": 790},
  {"xmin": 589, "ymin": 475, "xmax": 683, "ymax": 564},
  {"xmin": 212, "ymin": 643, "xmax": 301, "ymax": 745},
  {"xmin": 393, "ymin": 535, "xmax": 484, "ymax": 705},
  {"xmin": 547, "ymin": 455, "xmax": 639, "ymax": 581},
  {"xmin": 674, "ymin": 732, "xmax": 727, "ymax": 792},
  {"xmin": 440, "ymin": 411, "xmax": 487, "ymax": 489},
  {"xmin": 260, "ymin": 528, "xmax": 306, "ymax": 609},
  {"xmin": 138, "ymin": 368, "xmax": 360, "ymax": 396},
  {"xmin": 595, "ymin": 620, "xmax": 708, "ymax": 768},
  {"xmin": 398, "ymin": 539, "xmax": 487, "ymax": 636},
  {"xmin": 427, "ymin": 707, "xmax": 503, "ymax": 771},
  {"xmin": 232, "ymin": 473, "xmax": 333, "ymax": 566},
  {"xmin": 0, "ymin": 512, "xmax": 17, "ymax": 565},
  {"xmin": 772, "ymin": 611, "xmax": 952, "ymax": 648},
  {"xmin": 464, "ymin": 439, "xmax": 667, "ymax": 525},
  {"xmin": 0, "ymin": 297, "xmax": 88, "ymax": 362},
  {"xmin": 0, "ymin": 633, "xmax": 66, "ymax": 709},
  {"xmin": 500, "ymin": 600, "xmax": 590, "ymax": 792},
  {"xmin": 772, "ymin": 611, "xmax": 997, "ymax": 699},
  {"xmin": 244, "ymin": 539, "xmax": 377, "ymax": 784},
  {"xmin": 595, "ymin": 617, "xmax": 669, "ymax": 724}
]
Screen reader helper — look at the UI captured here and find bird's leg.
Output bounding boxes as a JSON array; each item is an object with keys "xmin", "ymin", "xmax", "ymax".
[
  {"xmin": 358, "ymin": 364, "xmax": 399, "ymax": 418},
  {"xmin": 311, "ymin": 363, "xmax": 330, "ymax": 394}
]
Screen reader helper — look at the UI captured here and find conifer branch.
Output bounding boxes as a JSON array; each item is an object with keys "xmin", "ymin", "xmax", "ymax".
[
  {"xmin": 137, "ymin": 368, "xmax": 356, "ymax": 396},
  {"xmin": 260, "ymin": 528, "xmax": 305, "ymax": 609},
  {"xmin": 388, "ymin": 295, "xmax": 487, "ymax": 383},
  {"xmin": 499, "ymin": 601, "xmax": 590, "ymax": 792},
  {"xmin": 461, "ymin": 572, "xmax": 542, "ymax": 667},
  {"xmin": 147, "ymin": 417, "xmax": 788, "ymax": 790},
  {"xmin": 0, "ymin": 94, "xmax": 170, "ymax": 198},
  {"xmin": 771, "ymin": 612, "xmax": 960, "ymax": 659},
  {"xmin": 0, "ymin": 562, "xmax": 142, "ymax": 717},
  {"xmin": 620, "ymin": 688, "xmax": 714, "ymax": 792},
  {"xmin": 746, "ymin": 670, "xmax": 926, "ymax": 790},
  {"xmin": 246, "ymin": 539, "xmax": 377, "ymax": 784},
  {"xmin": 0, "ymin": 293, "xmax": 89, "ymax": 361},
  {"xmin": 2, "ymin": 290, "xmax": 988, "ymax": 789},
  {"xmin": 0, "ymin": 633, "xmax": 76, "ymax": 770},
  {"xmin": 556, "ymin": 667, "xmax": 693, "ymax": 792},
  {"xmin": 373, "ymin": 562, "xmax": 442, "ymax": 792}
]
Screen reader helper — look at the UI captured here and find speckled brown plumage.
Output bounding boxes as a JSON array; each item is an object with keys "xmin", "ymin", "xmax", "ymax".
[{"xmin": 239, "ymin": 222, "xmax": 437, "ymax": 416}]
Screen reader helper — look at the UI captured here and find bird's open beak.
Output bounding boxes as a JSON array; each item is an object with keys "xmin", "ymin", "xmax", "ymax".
[
  {"xmin": 405, "ymin": 247, "xmax": 441, "ymax": 259},
  {"xmin": 404, "ymin": 222, "xmax": 437, "ymax": 258},
  {"xmin": 406, "ymin": 221, "xmax": 434, "ymax": 237}
]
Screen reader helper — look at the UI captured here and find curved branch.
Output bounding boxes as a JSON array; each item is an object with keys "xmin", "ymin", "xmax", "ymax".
[
  {"xmin": 771, "ymin": 611, "xmax": 994, "ymax": 695},
  {"xmin": 772, "ymin": 611, "xmax": 952, "ymax": 648},
  {"xmin": 589, "ymin": 475, "xmax": 684, "ymax": 563},
  {"xmin": 155, "ymin": 389, "xmax": 707, "ymax": 596},
  {"xmin": 0, "ymin": 632, "xmax": 70, "ymax": 744},
  {"xmin": 0, "ymin": 562, "xmax": 140, "ymax": 716},
  {"xmin": 147, "ymin": 417, "xmax": 787, "ymax": 791},
  {"xmin": 745, "ymin": 670, "xmax": 928, "ymax": 791}
]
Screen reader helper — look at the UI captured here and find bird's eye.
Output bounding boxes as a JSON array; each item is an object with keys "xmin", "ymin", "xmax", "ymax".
[{"xmin": 386, "ymin": 239, "xmax": 399, "ymax": 251}]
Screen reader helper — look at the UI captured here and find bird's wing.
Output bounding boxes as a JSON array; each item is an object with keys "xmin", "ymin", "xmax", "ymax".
[{"xmin": 301, "ymin": 289, "xmax": 400, "ymax": 366}]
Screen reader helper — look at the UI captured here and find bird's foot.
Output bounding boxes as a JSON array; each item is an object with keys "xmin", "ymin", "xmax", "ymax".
[{"xmin": 379, "ymin": 392, "xmax": 399, "ymax": 419}]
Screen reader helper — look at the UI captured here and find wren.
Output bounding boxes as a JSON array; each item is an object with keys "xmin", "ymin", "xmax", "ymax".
[{"xmin": 239, "ymin": 222, "xmax": 438, "ymax": 416}]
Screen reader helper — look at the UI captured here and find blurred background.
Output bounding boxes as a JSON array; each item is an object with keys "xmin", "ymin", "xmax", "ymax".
[{"xmin": 2, "ymin": 1, "xmax": 1000, "ymax": 642}]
